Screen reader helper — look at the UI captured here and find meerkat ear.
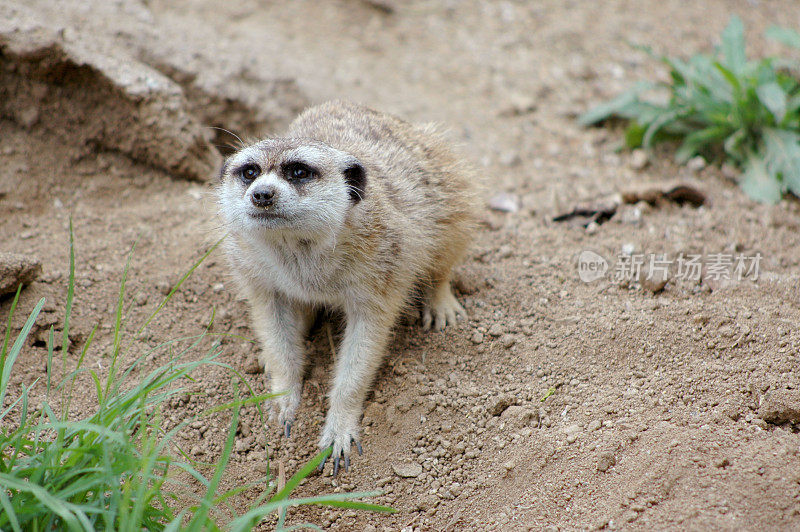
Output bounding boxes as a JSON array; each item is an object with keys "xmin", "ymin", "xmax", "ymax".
[{"xmin": 343, "ymin": 160, "xmax": 366, "ymax": 203}]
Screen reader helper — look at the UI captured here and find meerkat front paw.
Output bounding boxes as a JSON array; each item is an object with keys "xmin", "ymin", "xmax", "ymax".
[
  {"xmin": 318, "ymin": 412, "xmax": 363, "ymax": 476},
  {"xmin": 422, "ymin": 282, "xmax": 467, "ymax": 331},
  {"xmin": 269, "ymin": 385, "xmax": 302, "ymax": 438}
]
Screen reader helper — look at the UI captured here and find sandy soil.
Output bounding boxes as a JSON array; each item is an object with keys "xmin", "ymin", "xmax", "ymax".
[{"xmin": 2, "ymin": 0, "xmax": 800, "ymax": 530}]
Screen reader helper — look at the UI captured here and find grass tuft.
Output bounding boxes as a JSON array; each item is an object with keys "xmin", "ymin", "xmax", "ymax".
[
  {"xmin": 580, "ymin": 15, "xmax": 800, "ymax": 204},
  {"xmin": 0, "ymin": 225, "xmax": 393, "ymax": 530}
]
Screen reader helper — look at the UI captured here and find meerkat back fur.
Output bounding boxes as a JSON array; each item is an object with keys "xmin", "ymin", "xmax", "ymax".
[{"xmin": 215, "ymin": 100, "xmax": 479, "ymax": 474}]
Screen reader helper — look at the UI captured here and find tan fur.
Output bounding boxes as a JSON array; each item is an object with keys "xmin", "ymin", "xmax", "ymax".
[{"xmin": 214, "ymin": 101, "xmax": 480, "ymax": 472}]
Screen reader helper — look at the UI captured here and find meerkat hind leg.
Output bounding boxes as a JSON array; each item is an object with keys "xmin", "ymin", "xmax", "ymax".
[{"xmin": 422, "ymin": 273, "xmax": 466, "ymax": 331}]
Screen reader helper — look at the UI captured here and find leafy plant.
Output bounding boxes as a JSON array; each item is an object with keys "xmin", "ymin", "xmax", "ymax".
[
  {"xmin": 0, "ymin": 226, "xmax": 394, "ymax": 531},
  {"xmin": 580, "ymin": 16, "xmax": 800, "ymax": 203}
]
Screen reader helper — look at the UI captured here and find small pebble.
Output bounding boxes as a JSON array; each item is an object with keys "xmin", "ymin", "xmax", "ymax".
[
  {"xmin": 687, "ymin": 155, "xmax": 706, "ymax": 172},
  {"xmin": 597, "ymin": 452, "xmax": 616, "ymax": 472},
  {"xmin": 488, "ymin": 192, "xmax": 521, "ymax": 213},
  {"xmin": 500, "ymin": 334, "xmax": 516, "ymax": 348},
  {"xmin": 487, "ymin": 323, "xmax": 505, "ymax": 337},
  {"xmin": 629, "ymin": 149, "xmax": 649, "ymax": 170},
  {"xmin": 392, "ymin": 461, "xmax": 423, "ymax": 478}
]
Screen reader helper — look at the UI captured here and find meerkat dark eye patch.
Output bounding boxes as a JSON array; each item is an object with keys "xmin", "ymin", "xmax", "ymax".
[
  {"xmin": 343, "ymin": 162, "xmax": 366, "ymax": 203},
  {"xmin": 237, "ymin": 163, "xmax": 261, "ymax": 183},
  {"xmin": 282, "ymin": 162, "xmax": 318, "ymax": 181}
]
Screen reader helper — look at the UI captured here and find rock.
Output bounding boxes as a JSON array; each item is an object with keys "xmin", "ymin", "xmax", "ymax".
[
  {"xmin": 234, "ymin": 438, "xmax": 251, "ymax": 453},
  {"xmin": 564, "ymin": 424, "xmax": 581, "ymax": 444},
  {"xmin": 500, "ymin": 405, "xmax": 539, "ymax": 427},
  {"xmin": 392, "ymin": 461, "xmax": 423, "ymax": 478},
  {"xmin": 0, "ymin": 252, "xmax": 42, "ymax": 296},
  {"xmin": 470, "ymin": 331, "xmax": 485, "ymax": 344},
  {"xmin": 490, "ymin": 395, "xmax": 516, "ymax": 416},
  {"xmin": 244, "ymin": 357, "xmax": 263, "ymax": 374},
  {"xmin": 0, "ymin": 3, "xmax": 219, "ymax": 180},
  {"xmin": 686, "ymin": 155, "xmax": 707, "ymax": 172},
  {"xmin": 620, "ymin": 206, "xmax": 642, "ymax": 225},
  {"xmin": 363, "ymin": 402, "xmax": 384, "ymax": 425},
  {"xmin": 487, "ymin": 323, "xmax": 505, "ymax": 337},
  {"xmin": 640, "ymin": 272, "xmax": 669, "ymax": 294},
  {"xmin": 498, "ymin": 150, "xmax": 522, "ymax": 167},
  {"xmin": 759, "ymin": 390, "xmax": 800, "ymax": 425},
  {"xmin": 597, "ymin": 452, "xmax": 616, "ymax": 472},
  {"xmin": 454, "ymin": 274, "xmax": 480, "ymax": 295},
  {"xmin": 629, "ymin": 149, "xmax": 649, "ymax": 170},
  {"xmin": 488, "ymin": 192, "xmax": 521, "ymax": 213},
  {"xmin": 498, "ymin": 93, "xmax": 537, "ymax": 116},
  {"xmin": 497, "ymin": 245, "xmax": 514, "ymax": 259},
  {"xmin": 17, "ymin": 106, "xmax": 39, "ymax": 128},
  {"xmin": 500, "ymin": 334, "xmax": 517, "ymax": 349},
  {"xmin": 587, "ymin": 419, "xmax": 602, "ymax": 432},
  {"xmin": 133, "ymin": 292, "xmax": 149, "ymax": 306}
]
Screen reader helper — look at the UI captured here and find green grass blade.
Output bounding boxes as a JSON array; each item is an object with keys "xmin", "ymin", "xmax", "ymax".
[
  {"xmin": 61, "ymin": 219, "xmax": 75, "ymax": 357},
  {"xmin": 766, "ymin": 25, "xmax": 800, "ymax": 49},
  {"xmin": 713, "ymin": 61, "xmax": 741, "ymax": 91},
  {"xmin": 757, "ymin": 82, "xmax": 788, "ymax": 124},
  {"xmin": 0, "ymin": 490, "xmax": 23, "ymax": 532},
  {"xmin": 0, "ymin": 473, "xmax": 86, "ymax": 532},
  {"xmin": 740, "ymin": 152, "xmax": 782, "ymax": 203},
  {"xmin": 0, "ymin": 298, "xmax": 45, "ymax": 410},
  {"xmin": 720, "ymin": 15, "xmax": 746, "ymax": 74},
  {"xmin": 675, "ymin": 125, "xmax": 731, "ymax": 162},
  {"xmin": 642, "ymin": 108, "xmax": 681, "ymax": 147},
  {"xmin": 184, "ymin": 382, "xmax": 241, "ymax": 531},
  {"xmin": 1, "ymin": 286, "xmax": 21, "ymax": 359},
  {"xmin": 270, "ymin": 447, "xmax": 332, "ymax": 503},
  {"xmin": 137, "ymin": 235, "xmax": 225, "ymax": 335},
  {"xmin": 578, "ymin": 82, "xmax": 653, "ymax": 125}
]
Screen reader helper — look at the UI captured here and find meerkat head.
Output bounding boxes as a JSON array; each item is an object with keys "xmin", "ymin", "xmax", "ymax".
[{"xmin": 216, "ymin": 138, "xmax": 366, "ymax": 240}]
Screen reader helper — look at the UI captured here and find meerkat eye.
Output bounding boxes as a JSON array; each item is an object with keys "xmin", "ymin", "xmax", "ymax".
[
  {"xmin": 284, "ymin": 163, "xmax": 316, "ymax": 181},
  {"xmin": 239, "ymin": 163, "xmax": 261, "ymax": 183}
]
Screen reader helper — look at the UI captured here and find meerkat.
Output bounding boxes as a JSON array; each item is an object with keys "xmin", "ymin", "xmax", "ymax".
[{"xmin": 215, "ymin": 100, "xmax": 479, "ymax": 475}]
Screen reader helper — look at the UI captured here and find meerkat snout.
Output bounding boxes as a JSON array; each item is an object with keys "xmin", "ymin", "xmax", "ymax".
[
  {"xmin": 250, "ymin": 185, "xmax": 276, "ymax": 208},
  {"xmin": 214, "ymin": 101, "xmax": 480, "ymax": 476}
]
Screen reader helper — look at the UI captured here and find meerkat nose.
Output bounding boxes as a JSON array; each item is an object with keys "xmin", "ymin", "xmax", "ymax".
[{"xmin": 250, "ymin": 186, "xmax": 276, "ymax": 208}]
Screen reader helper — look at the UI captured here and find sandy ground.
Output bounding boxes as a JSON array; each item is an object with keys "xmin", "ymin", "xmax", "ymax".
[{"xmin": 2, "ymin": 0, "xmax": 800, "ymax": 530}]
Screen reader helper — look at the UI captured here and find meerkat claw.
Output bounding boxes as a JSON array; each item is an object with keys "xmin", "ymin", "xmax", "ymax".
[
  {"xmin": 318, "ymin": 451, "xmax": 330, "ymax": 472},
  {"xmin": 355, "ymin": 440, "xmax": 363, "ymax": 456},
  {"xmin": 333, "ymin": 455, "xmax": 341, "ymax": 477},
  {"xmin": 283, "ymin": 421, "xmax": 292, "ymax": 439}
]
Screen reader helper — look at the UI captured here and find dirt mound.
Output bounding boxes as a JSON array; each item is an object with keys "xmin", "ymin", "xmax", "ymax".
[
  {"xmin": 0, "ymin": 3, "xmax": 218, "ymax": 180},
  {"xmin": 0, "ymin": 1, "xmax": 308, "ymax": 180}
]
